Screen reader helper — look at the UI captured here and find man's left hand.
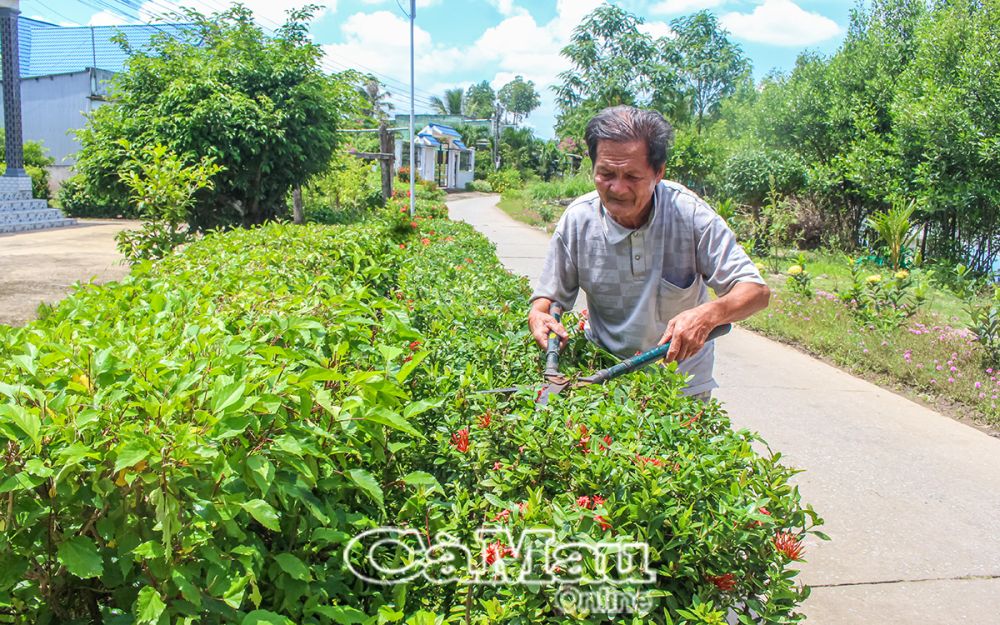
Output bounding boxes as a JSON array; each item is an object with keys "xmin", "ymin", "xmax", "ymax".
[{"xmin": 657, "ymin": 307, "xmax": 718, "ymax": 363}]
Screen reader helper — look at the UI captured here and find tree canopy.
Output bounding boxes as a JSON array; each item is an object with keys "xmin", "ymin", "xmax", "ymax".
[{"xmin": 75, "ymin": 5, "xmax": 362, "ymax": 229}]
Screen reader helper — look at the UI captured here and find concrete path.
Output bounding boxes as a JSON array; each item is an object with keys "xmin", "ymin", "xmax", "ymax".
[
  {"xmin": 0, "ymin": 219, "xmax": 136, "ymax": 326},
  {"xmin": 449, "ymin": 194, "xmax": 1000, "ymax": 624}
]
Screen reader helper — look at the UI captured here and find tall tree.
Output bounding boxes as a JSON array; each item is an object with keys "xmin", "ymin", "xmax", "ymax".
[
  {"xmin": 668, "ymin": 11, "xmax": 750, "ymax": 132},
  {"xmin": 497, "ymin": 75, "xmax": 540, "ymax": 125},
  {"xmin": 359, "ymin": 75, "xmax": 393, "ymax": 122},
  {"xmin": 463, "ymin": 81, "xmax": 496, "ymax": 119},
  {"xmin": 554, "ymin": 4, "xmax": 680, "ymax": 141},
  {"xmin": 430, "ymin": 87, "xmax": 464, "ymax": 116}
]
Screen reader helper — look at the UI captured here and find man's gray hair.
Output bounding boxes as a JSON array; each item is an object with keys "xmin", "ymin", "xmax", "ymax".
[{"xmin": 585, "ymin": 106, "xmax": 674, "ymax": 172}]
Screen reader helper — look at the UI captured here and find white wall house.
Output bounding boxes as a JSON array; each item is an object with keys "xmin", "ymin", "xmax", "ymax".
[{"xmin": 395, "ymin": 123, "xmax": 475, "ymax": 190}]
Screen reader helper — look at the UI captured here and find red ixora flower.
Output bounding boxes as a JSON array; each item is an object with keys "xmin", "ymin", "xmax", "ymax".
[
  {"xmin": 576, "ymin": 495, "xmax": 592, "ymax": 509},
  {"xmin": 450, "ymin": 428, "xmax": 470, "ymax": 453},
  {"xmin": 594, "ymin": 515, "xmax": 612, "ymax": 531},
  {"xmin": 577, "ymin": 425, "xmax": 592, "ymax": 454},
  {"xmin": 408, "ymin": 340, "xmax": 421, "ymax": 351},
  {"xmin": 706, "ymin": 573, "xmax": 737, "ymax": 592},
  {"xmin": 592, "ymin": 494, "xmax": 606, "ymax": 507},
  {"xmin": 492, "ymin": 461, "xmax": 503, "ymax": 471},
  {"xmin": 600, "ymin": 435, "xmax": 612, "ymax": 451},
  {"xmin": 477, "ymin": 411, "xmax": 492, "ymax": 428},
  {"xmin": 410, "ymin": 221, "xmax": 418, "ymax": 229},
  {"xmin": 774, "ymin": 531, "xmax": 804, "ymax": 561},
  {"xmin": 492, "ymin": 509, "xmax": 510, "ymax": 523},
  {"xmin": 420, "ymin": 237, "xmax": 431, "ymax": 245},
  {"xmin": 484, "ymin": 540, "xmax": 514, "ymax": 566},
  {"xmin": 634, "ymin": 454, "xmax": 666, "ymax": 468}
]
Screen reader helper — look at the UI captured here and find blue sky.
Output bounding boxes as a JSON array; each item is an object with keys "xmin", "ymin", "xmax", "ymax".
[{"xmin": 25, "ymin": 0, "xmax": 853, "ymax": 138}]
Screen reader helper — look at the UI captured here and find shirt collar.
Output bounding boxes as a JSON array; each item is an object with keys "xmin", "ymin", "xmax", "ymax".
[{"xmin": 600, "ymin": 184, "xmax": 660, "ymax": 244}]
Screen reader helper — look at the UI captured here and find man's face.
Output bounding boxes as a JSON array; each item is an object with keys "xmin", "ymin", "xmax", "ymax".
[{"xmin": 592, "ymin": 140, "xmax": 665, "ymax": 227}]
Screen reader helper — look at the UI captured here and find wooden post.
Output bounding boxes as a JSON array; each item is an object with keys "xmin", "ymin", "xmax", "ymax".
[
  {"xmin": 379, "ymin": 120, "xmax": 394, "ymax": 202},
  {"xmin": 292, "ymin": 186, "xmax": 304, "ymax": 224}
]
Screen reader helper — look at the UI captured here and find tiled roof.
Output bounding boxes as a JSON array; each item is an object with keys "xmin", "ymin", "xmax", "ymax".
[{"xmin": 18, "ymin": 16, "xmax": 197, "ymax": 78}]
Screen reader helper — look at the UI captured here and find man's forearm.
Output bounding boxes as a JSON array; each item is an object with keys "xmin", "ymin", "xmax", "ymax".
[{"xmin": 699, "ymin": 282, "xmax": 770, "ymax": 327}]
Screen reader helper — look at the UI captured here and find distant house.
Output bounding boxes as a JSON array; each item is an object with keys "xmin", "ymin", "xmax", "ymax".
[
  {"xmin": 394, "ymin": 122, "xmax": 476, "ymax": 190},
  {"xmin": 3, "ymin": 17, "xmax": 196, "ymax": 184}
]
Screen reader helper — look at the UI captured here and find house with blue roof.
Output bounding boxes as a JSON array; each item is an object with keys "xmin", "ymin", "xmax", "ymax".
[
  {"xmin": 395, "ymin": 122, "xmax": 476, "ymax": 190},
  {"xmin": 3, "ymin": 16, "xmax": 196, "ymax": 182}
]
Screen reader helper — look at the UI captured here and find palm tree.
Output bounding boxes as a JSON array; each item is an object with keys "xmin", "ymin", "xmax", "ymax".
[
  {"xmin": 430, "ymin": 88, "xmax": 464, "ymax": 115},
  {"xmin": 359, "ymin": 77, "xmax": 393, "ymax": 121}
]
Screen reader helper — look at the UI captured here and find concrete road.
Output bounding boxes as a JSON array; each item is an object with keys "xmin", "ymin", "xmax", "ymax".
[
  {"xmin": 0, "ymin": 219, "xmax": 137, "ymax": 326},
  {"xmin": 449, "ymin": 194, "xmax": 1000, "ymax": 624}
]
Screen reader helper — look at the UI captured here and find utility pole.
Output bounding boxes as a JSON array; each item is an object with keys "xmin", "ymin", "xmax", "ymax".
[
  {"xmin": 378, "ymin": 119, "xmax": 394, "ymax": 202},
  {"xmin": 0, "ymin": 0, "xmax": 26, "ymax": 178},
  {"xmin": 408, "ymin": 0, "xmax": 416, "ymax": 218},
  {"xmin": 292, "ymin": 186, "xmax": 304, "ymax": 224}
]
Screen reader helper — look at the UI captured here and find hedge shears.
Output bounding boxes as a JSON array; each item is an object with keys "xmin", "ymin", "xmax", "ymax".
[{"xmin": 481, "ymin": 302, "xmax": 733, "ymax": 405}]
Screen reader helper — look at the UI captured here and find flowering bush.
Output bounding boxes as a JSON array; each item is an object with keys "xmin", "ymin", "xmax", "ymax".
[
  {"xmin": 967, "ymin": 286, "xmax": 1000, "ymax": 367},
  {"xmin": 839, "ymin": 259, "xmax": 926, "ymax": 330},
  {"xmin": 0, "ymin": 213, "xmax": 822, "ymax": 623},
  {"xmin": 785, "ymin": 253, "xmax": 813, "ymax": 298},
  {"xmin": 746, "ymin": 289, "xmax": 1000, "ymax": 421}
]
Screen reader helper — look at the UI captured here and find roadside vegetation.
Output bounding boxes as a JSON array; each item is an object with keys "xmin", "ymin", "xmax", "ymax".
[
  {"xmin": 0, "ymin": 183, "xmax": 822, "ymax": 624},
  {"xmin": 487, "ymin": 0, "xmax": 1000, "ymax": 426}
]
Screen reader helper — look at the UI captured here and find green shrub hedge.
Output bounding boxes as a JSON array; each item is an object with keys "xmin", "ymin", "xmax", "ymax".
[{"xmin": 0, "ymin": 202, "xmax": 822, "ymax": 623}]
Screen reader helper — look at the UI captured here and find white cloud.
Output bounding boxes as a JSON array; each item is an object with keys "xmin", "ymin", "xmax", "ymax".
[
  {"xmin": 484, "ymin": 0, "xmax": 527, "ymax": 17},
  {"xmin": 360, "ymin": 0, "xmax": 387, "ymax": 4},
  {"xmin": 325, "ymin": 0, "xmax": 618, "ymax": 136},
  {"xmin": 720, "ymin": 0, "xmax": 841, "ymax": 46},
  {"xmin": 638, "ymin": 21, "xmax": 675, "ymax": 39},
  {"xmin": 132, "ymin": 1, "xmax": 337, "ymax": 30},
  {"xmin": 88, "ymin": 10, "xmax": 127, "ymax": 26},
  {"xmin": 650, "ymin": 0, "xmax": 724, "ymax": 14}
]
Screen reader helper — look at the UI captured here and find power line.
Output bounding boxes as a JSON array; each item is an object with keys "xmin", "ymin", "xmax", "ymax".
[{"xmin": 57, "ymin": 0, "xmax": 446, "ymax": 114}]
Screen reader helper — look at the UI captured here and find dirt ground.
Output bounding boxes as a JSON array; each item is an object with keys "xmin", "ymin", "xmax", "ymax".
[{"xmin": 0, "ymin": 219, "xmax": 139, "ymax": 326}]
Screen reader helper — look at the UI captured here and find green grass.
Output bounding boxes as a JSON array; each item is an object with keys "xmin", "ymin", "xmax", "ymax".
[
  {"xmin": 758, "ymin": 249, "xmax": 975, "ymax": 323},
  {"xmin": 746, "ymin": 267, "xmax": 999, "ymax": 427},
  {"xmin": 496, "ymin": 174, "xmax": 592, "ymax": 231},
  {"xmin": 497, "ymin": 191, "xmax": 566, "ymax": 232}
]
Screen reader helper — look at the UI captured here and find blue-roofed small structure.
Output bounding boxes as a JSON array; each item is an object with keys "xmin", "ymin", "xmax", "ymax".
[
  {"xmin": 396, "ymin": 122, "xmax": 475, "ymax": 190},
  {"xmin": 2, "ymin": 17, "xmax": 198, "ymax": 180}
]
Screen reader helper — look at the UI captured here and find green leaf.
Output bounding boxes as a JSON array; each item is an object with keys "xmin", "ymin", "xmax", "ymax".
[
  {"xmin": 113, "ymin": 440, "xmax": 151, "ymax": 473},
  {"xmin": 312, "ymin": 605, "xmax": 367, "ymax": 624},
  {"xmin": 402, "ymin": 398, "xmax": 441, "ymax": 420},
  {"xmin": 242, "ymin": 610, "xmax": 294, "ymax": 625},
  {"xmin": 274, "ymin": 553, "xmax": 312, "ymax": 581},
  {"xmin": 405, "ymin": 611, "xmax": 441, "ymax": 625},
  {"xmin": 0, "ymin": 404, "xmax": 41, "ymax": 445},
  {"xmin": 241, "ymin": 499, "xmax": 281, "ymax": 531},
  {"xmin": 347, "ymin": 469, "xmax": 383, "ymax": 506},
  {"xmin": 212, "ymin": 381, "xmax": 246, "ymax": 414},
  {"xmin": 365, "ymin": 407, "xmax": 423, "ymax": 439},
  {"xmin": 401, "ymin": 471, "xmax": 442, "ymax": 493},
  {"xmin": 57, "ymin": 536, "xmax": 103, "ymax": 579},
  {"xmin": 395, "ymin": 350, "xmax": 429, "ymax": 383},
  {"xmin": 172, "ymin": 568, "xmax": 202, "ymax": 607},
  {"xmin": 246, "ymin": 455, "xmax": 275, "ymax": 495},
  {"xmin": 135, "ymin": 586, "xmax": 166, "ymax": 624}
]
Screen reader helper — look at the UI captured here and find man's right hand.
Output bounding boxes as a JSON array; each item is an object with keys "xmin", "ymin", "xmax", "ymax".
[{"xmin": 528, "ymin": 298, "xmax": 569, "ymax": 350}]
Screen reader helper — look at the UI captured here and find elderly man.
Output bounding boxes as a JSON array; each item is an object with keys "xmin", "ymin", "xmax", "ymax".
[{"xmin": 528, "ymin": 106, "xmax": 769, "ymax": 399}]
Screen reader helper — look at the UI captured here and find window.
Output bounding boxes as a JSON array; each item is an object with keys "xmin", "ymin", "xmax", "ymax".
[
  {"xmin": 459, "ymin": 151, "xmax": 472, "ymax": 172},
  {"xmin": 400, "ymin": 142, "xmax": 410, "ymax": 167}
]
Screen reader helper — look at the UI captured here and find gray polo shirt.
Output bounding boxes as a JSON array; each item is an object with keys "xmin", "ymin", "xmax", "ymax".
[{"xmin": 530, "ymin": 181, "xmax": 764, "ymax": 395}]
